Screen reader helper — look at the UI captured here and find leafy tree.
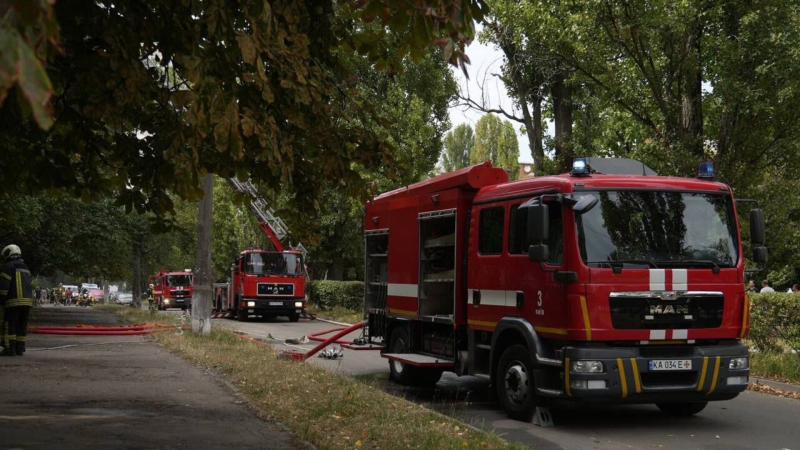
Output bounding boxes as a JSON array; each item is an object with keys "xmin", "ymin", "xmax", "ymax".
[
  {"xmin": 0, "ymin": 0, "xmax": 486, "ymax": 225},
  {"xmin": 471, "ymin": 114, "xmax": 520, "ymax": 178},
  {"xmin": 443, "ymin": 124, "xmax": 474, "ymax": 172}
]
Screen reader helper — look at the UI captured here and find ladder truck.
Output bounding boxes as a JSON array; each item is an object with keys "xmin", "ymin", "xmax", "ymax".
[
  {"xmin": 218, "ymin": 178, "xmax": 308, "ymax": 322},
  {"xmin": 364, "ymin": 159, "xmax": 766, "ymax": 422}
]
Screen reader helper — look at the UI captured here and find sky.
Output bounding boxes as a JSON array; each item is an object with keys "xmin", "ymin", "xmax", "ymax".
[{"xmin": 446, "ymin": 30, "xmax": 536, "ymax": 164}]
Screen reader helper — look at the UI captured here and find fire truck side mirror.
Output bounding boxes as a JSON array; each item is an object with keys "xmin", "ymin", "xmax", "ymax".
[
  {"xmin": 528, "ymin": 244, "xmax": 550, "ymax": 262},
  {"xmin": 526, "ymin": 203, "xmax": 549, "ymax": 242},
  {"xmin": 749, "ymin": 209, "xmax": 766, "ymax": 245},
  {"xmin": 753, "ymin": 246, "xmax": 768, "ymax": 264},
  {"xmin": 573, "ymin": 194, "xmax": 599, "ymax": 215}
]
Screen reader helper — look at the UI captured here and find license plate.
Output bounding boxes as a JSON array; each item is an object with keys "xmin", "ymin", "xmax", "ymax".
[
  {"xmin": 649, "ymin": 359, "xmax": 692, "ymax": 371},
  {"xmin": 269, "ymin": 301, "xmax": 284, "ymax": 306},
  {"xmin": 177, "ymin": 299, "xmax": 184, "ymax": 303}
]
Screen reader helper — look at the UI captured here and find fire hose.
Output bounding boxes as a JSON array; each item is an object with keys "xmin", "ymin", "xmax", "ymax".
[
  {"xmin": 27, "ymin": 323, "xmax": 176, "ymax": 336},
  {"xmin": 280, "ymin": 320, "xmax": 367, "ymax": 361}
]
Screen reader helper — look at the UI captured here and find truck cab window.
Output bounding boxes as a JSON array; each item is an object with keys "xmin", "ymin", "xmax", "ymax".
[
  {"xmin": 479, "ymin": 206, "xmax": 505, "ymax": 255},
  {"xmin": 509, "ymin": 201, "xmax": 563, "ymax": 264}
]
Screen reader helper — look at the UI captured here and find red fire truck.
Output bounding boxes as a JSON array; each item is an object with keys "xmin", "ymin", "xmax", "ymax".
[
  {"xmin": 217, "ymin": 178, "xmax": 308, "ymax": 321},
  {"xmin": 148, "ymin": 269, "xmax": 194, "ymax": 311},
  {"xmin": 364, "ymin": 158, "xmax": 766, "ymax": 421}
]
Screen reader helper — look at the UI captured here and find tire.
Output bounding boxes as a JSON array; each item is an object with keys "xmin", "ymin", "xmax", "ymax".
[
  {"xmin": 656, "ymin": 402, "xmax": 708, "ymax": 417},
  {"xmin": 237, "ymin": 309, "xmax": 248, "ymax": 321},
  {"xmin": 387, "ymin": 327, "xmax": 442, "ymax": 387},
  {"xmin": 496, "ymin": 344, "xmax": 538, "ymax": 422},
  {"xmin": 288, "ymin": 313, "xmax": 300, "ymax": 323}
]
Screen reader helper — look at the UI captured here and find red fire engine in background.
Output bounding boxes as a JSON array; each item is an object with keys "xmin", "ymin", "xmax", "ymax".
[
  {"xmin": 364, "ymin": 158, "xmax": 766, "ymax": 422},
  {"xmin": 148, "ymin": 269, "xmax": 194, "ymax": 311},
  {"xmin": 214, "ymin": 178, "xmax": 307, "ymax": 322}
]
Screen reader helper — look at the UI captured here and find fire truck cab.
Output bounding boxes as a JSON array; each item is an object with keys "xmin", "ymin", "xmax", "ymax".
[
  {"xmin": 149, "ymin": 269, "xmax": 194, "ymax": 311},
  {"xmin": 364, "ymin": 159, "xmax": 766, "ymax": 421},
  {"xmin": 224, "ymin": 249, "xmax": 306, "ymax": 322}
]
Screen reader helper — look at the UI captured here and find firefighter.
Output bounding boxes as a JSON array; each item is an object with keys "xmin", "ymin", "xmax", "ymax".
[
  {"xmin": 0, "ymin": 245, "xmax": 33, "ymax": 356},
  {"xmin": 147, "ymin": 284, "xmax": 156, "ymax": 313},
  {"xmin": 54, "ymin": 283, "xmax": 64, "ymax": 305}
]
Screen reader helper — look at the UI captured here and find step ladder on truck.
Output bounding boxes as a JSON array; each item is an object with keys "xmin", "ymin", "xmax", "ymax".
[
  {"xmin": 215, "ymin": 178, "xmax": 309, "ymax": 322},
  {"xmin": 361, "ymin": 159, "xmax": 767, "ymax": 424}
]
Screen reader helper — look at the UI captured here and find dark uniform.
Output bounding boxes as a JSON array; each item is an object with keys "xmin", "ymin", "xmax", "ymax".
[{"xmin": 0, "ymin": 255, "xmax": 33, "ymax": 356}]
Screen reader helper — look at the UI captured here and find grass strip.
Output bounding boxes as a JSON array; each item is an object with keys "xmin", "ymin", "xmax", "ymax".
[
  {"xmin": 306, "ymin": 305, "xmax": 363, "ymax": 325},
  {"xmin": 100, "ymin": 305, "xmax": 524, "ymax": 450},
  {"xmin": 750, "ymin": 352, "xmax": 800, "ymax": 384}
]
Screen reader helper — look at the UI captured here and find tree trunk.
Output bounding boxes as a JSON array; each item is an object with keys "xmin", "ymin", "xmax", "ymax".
[
  {"xmin": 680, "ymin": 18, "xmax": 704, "ymax": 160},
  {"xmin": 133, "ymin": 243, "xmax": 142, "ymax": 309},
  {"xmin": 552, "ymin": 73, "xmax": 573, "ymax": 171},
  {"xmin": 532, "ymin": 95, "xmax": 543, "ymax": 172},
  {"xmin": 192, "ymin": 173, "xmax": 213, "ymax": 335}
]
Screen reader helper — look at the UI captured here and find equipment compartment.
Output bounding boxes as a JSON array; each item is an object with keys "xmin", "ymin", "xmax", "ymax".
[{"xmin": 418, "ymin": 211, "xmax": 456, "ymax": 320}]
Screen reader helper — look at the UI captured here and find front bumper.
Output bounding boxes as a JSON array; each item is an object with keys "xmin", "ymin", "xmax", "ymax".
[
  {"xmin": 242, "ymin": 298, "xmax": 304, "ymax": 315},
  {"xmin": 162, "ymin": 297, "xmax": 191, "ymax": 308},
  {"xmin": 562, "ymin": 341, "xmax": 749, "ymax": 403}
]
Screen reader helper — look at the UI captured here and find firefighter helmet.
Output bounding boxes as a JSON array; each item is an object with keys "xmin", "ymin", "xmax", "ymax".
[
  {"xmin": 1, "ymin": 244, "xmax": 21, "ymax": 260},
  {"xmin": 149, "ymin": 284, "xmax": 154, "ymax": 288}
]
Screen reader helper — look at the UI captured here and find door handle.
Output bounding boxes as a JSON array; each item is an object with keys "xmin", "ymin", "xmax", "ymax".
[
  {"xmin": 516, "ymin": 291, "xmax": 524, "ymax": 308},
  {"xmin": 472, "ymin": 290, "xmax": 481, "ymax": 306}
]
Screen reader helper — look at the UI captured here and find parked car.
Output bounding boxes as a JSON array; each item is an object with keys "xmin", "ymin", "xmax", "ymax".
[{"xmin": 115, "ymin": 292, "xmax": 133, "ymax": 305}]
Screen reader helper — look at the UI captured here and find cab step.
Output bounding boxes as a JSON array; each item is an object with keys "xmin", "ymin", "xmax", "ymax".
[{"xmin": 382, "ymin": 353, "xmax": 455, "ymax": 368}]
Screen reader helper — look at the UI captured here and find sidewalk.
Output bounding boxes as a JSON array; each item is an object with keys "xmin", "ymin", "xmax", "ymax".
[{"xmin": 0, "ymin": 307, "xmax": 298, "ymax": 450}]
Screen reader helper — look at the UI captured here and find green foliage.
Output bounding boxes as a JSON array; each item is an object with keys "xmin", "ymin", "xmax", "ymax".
[
  {"xmin": 443, "ymin": 124, "xmax": 474, "ymax": 172},
  {"xmin": 483, "ymin": 0, "xmax": 800, "ymax": 278},
  {"xmin": 471, "ymin": 114, "xmax": 519, "ymax": 178},
  {"xmin": 306, "ymin": 280, "xmax": 364, "ymax": 311},
  {"xmin": 748, "ymin": 293, "xmax": 800, "ymax": 358}
]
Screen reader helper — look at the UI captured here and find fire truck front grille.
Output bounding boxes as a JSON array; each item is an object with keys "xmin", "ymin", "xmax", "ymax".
[
  {"xmin": 609, "ymin": 293, "xmax": 724, "ymax": 330},
  {"xmin": 172, "ymin": 290, "xmax": 190, "ymax": 296}
]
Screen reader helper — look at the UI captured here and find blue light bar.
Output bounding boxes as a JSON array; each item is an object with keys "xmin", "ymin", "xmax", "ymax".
[
  {"xmin": 572, "ymin": 157, "xmax": 589, "ymax": 176},
  {"xmin": 697, "ymin": 161, "xmax": 715, "ymax": 179}
]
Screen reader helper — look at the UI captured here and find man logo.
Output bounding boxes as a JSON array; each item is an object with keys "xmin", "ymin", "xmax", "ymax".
[{"xmin": 650, "ymin": 304, "xmax": 689, "ymax": 314}]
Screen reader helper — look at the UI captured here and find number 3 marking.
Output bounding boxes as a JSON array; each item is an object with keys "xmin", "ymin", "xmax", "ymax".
[{"xmin": 537, "ymin": 290, "xmax": 543, "ymax": 307}]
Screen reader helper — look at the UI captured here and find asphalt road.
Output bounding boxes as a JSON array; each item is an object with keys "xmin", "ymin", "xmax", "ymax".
[
  {"xmin": 158, "ymin": 307, "xmax": 800, "ymax": 450},
  {"xmin": 1, "ymin": 306, "xmax": 299, "ymax": 450}
]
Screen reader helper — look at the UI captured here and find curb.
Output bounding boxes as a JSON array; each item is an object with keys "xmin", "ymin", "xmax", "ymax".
[
  {"xmin": 751, "ymin": 376, "xmax": 800, "ymax": 394},
  {"xmin": 312, "ymin": 317, "xmax": 354, "ymax": 327}
]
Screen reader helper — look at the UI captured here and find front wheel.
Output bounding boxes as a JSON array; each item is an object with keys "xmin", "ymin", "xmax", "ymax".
[
  {"xmin": 656, "ymin": 402, "xmax": 708, "ymax": 417},
  {"xmin": 288, "ymin": 313, "xmax": 300, "ymax": 323},
  {"xmin": 237, "ymin": 309, "xmax": 248, "ymax": 322},
  {"xmin": 496, "ymin": 344, "xmax": 539, "ymax": 422}
]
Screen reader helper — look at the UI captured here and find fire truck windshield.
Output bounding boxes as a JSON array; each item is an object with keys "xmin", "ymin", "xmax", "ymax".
[
  {"xmin": 245, "ymin": 252, "xmax": 303, "ymax": 276},
  {"xmin": 575, "ymin": 190, "xmax": 739, "ymax": 268},
  {"xmin": 166, "ymin": 275, "xmax": 192, "ymax": 286}
]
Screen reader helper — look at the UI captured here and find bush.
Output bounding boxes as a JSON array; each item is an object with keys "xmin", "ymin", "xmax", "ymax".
[
  {"xmin": 307, "ymin": 280, "xmax": 363, "ymax": 311},
  {"xmin": 749, "ymin": 292, "xmax": 800, "ymax": 355}
]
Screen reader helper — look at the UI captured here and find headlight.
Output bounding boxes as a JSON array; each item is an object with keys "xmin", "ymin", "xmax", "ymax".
[
  {"xmin": 729, "ymin": 357, "xmax": 749, "ymax": 370},
  {"xmin": 163, "ymin": 299, "xmax": 169, "ymax": 304},
  {"xmin": 247, "ymin": 301, "xmax": 256, "ymax": 307},
  {"xmin": 294, "ymin": 301, "xmax": 303, "ymax": 308},
  {"xmin": 571, "ymin": 360, "xmax": 604, "ymax": 373}
]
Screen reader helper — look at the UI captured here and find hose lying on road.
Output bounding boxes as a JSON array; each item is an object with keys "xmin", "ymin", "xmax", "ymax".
[
  {"xmin": 27, "ymin": 323, "xmax": 177, "ymax": 336},
  {"xmin": 281, "ymin": 320, "xmax": 367, "ymax": 361}
]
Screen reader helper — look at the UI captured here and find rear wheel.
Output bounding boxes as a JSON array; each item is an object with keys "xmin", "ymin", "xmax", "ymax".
[
  {"xmin": 496, "ymin": 344, "xmax": 538, "ymax": 422},
  {"xmin": 656, "ymin": 402, "xmax": 708, "ymax": 416},
  {"xmin": 387, "ymin": 327, "xmax": 442, "ymax": 386}
]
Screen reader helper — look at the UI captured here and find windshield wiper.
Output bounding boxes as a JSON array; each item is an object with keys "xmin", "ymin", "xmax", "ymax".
[
  {"xmin": 674, "ymin": 259, "xmax": 721, "ymax": 274},
  {"xmin": 589, "ymin": 259, "xmax": 659, "ymax": 273}
]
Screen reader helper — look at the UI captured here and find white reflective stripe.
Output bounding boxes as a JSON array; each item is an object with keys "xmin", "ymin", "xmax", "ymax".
[
  {"xmin": 650, "ymin": 269, "xmax": 666, "ymax": 291},
  {"xmin": 672, "ymin": 329, "xmax": 688, "ymax": 340},
  {"xmin": 153, "ymin": 291, "xmax": 162, "ymax": 295},
  {"xmin": 649, "ymin": 330, "xmax": 666, "ymax": 340},
  {"xmin": 673, "ymin": 269, "xmax": 687, "ymax": 291},
  {"xmin": 387, "ymin": 283, "xmax": 418, "ymax": 298}
]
